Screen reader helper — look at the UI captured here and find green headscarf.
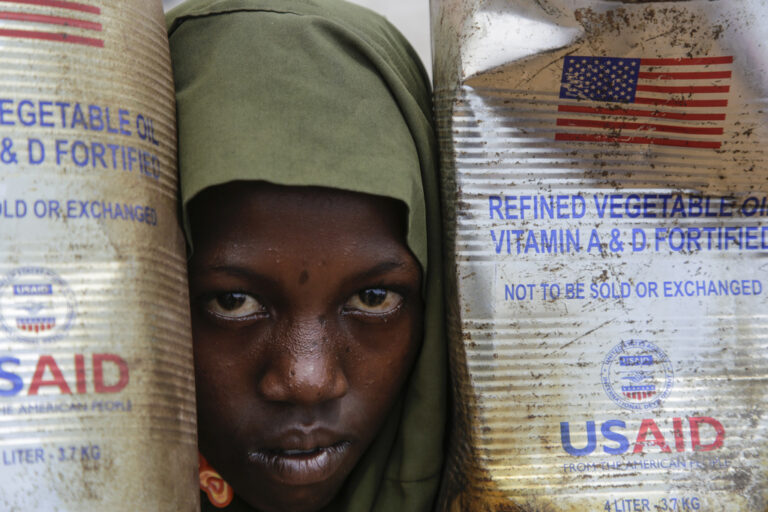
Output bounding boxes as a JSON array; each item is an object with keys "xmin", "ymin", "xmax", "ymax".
[{"xmin": 166, "ymin": 1, "xmax": 446, "ymax": 511}]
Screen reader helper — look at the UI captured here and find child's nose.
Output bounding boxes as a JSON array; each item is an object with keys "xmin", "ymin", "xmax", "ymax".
[{"xmin": 256, "ymin": 320, "xmax": 349, "ymax": 405}]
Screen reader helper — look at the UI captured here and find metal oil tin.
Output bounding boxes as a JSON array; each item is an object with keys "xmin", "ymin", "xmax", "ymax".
[
  {"xmin": 0, "ymin": 1, "xmax": 198, "ymax": 510},
  {"xmin": 432, "ymin": 1, "xmax": 767, "ymax": 510}
]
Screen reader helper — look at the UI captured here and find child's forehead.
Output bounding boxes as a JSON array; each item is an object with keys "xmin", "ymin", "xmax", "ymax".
[
  {"xmin": 192, "ymin": 181, "xmax": 398, "ymax": 217},
  {"xmin": 186, "ymin": 182, "xmax": 421, "ymax": 296},
  {"xmin": 188, "ymin": 181, "xmax": 409, "ymax": 254}
]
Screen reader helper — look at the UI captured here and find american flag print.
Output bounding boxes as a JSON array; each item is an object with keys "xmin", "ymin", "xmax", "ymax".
[
  {"xmin": 556, "ymin": 55, "xmax": 733, "ymax": 149},
  {"xmin": 0, "ymin": 0, "xmax": 103, "ymax": 48},
  {"xmin": 16, "ymin": 317, "xmax": 56, "ymax": 333},
  {"xmin": 622, "ymin": 387, "xmax": 656, "ymax": 402}
]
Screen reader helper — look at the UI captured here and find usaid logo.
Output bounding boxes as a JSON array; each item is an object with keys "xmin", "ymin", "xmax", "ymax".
[
  {"xmin": 560, "ymin": 340, "xmax": 726, "ymax": 457},
  {"xmin": 0, "ymin": 267, "xmax": 76, "ymax": 342},
  {"xmin": 601, "ymin": 339, "xmax": 674, "ymax": 411}
]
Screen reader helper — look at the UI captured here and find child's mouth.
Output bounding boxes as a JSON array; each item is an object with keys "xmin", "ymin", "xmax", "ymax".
[
  {"xmin": 281, "ymin": 448, "xmax": 324, "ymax": 456},
  {"xmin": 249, "ymin": 441, "xmax": 351, "ymax": 486}
]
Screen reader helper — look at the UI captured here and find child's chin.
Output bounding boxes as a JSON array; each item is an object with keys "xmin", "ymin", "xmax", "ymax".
[{"xmin": 240, "ymin": 481, "xmax": 342, "ymax": 512}]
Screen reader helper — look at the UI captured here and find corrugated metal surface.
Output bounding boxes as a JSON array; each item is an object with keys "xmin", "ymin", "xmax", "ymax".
[
  {"xmin": 0, "ymin": 1, "xmax": 198, "ymax": 509},
  {"xmin": 433, "ymin": 1, "xmax": 768, "ymax": 510}
]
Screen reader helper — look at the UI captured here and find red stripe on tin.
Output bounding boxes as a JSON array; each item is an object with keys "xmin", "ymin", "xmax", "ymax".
[
  {"xmin": 637, "ymin": 70, "xmax": 732, "ymax": 80},
  {"xmin": 557, "ymin": 105, "xmax": 727, "ymax": 121},
  {"xmin": 555, "ymin": 133, "xmax": 722, "ymax": 149},
  {"xmin": 557, "ymin": 118, "xmax": 725, "ymax": 135},
  {"xmin": 0, "ymin": 0, "xmax": 99, "ymax": 14},
  {"xmin": 640, "ymin": 56, "xmax": 734, "ymax": 66},
  {"xmin": 0, "ymin": 11, "xmax": 101, "ymax": 30},
  {"xmin": 634, "ymin": 97, "xmax": 729, "ymax": 108},
  {"xmin": 635, "ymin": 85, "xmax": 730, "ymax": 94},
  {"xmin": 0, "ymin": 27, "xmax": 102, "ymax": 46}
]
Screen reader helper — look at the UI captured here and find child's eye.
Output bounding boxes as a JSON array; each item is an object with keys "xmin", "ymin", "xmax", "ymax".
[
  {"xmin": 344, "ymin": 288, "xmax": 403, "ymax": 315},
  {"xmin": 203, "ymin": 292, "xmax": 266, "ymax": 319}
]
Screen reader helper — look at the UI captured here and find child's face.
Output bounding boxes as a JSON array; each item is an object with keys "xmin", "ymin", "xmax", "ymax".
[{"xmin": 187, "ymin": 182, "xmax": 423, "ymax": 512}]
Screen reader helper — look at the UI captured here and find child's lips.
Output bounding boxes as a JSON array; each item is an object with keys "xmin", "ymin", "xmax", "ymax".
[{"xmin": 249, "ymin": 438, "xmax": 352, "ymax": 486}]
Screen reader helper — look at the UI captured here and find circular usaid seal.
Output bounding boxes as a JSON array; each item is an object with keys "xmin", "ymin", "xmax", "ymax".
[
  {"xmin": 0, "ymin": 267, "xmax": 76, "ymax": 342},
  {"xmin": 601, "ymin": 339, "xmax": 673, "ymax": 411}
]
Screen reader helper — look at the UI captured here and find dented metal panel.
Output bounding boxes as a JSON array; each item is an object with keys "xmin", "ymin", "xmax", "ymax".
[
  {"xmin": 432, "ymin": 1, "xmax": 768, "ymax": 510},
  {"xmin": 0, "ymin": 1, "xmax": 198, "ymax": 509}
]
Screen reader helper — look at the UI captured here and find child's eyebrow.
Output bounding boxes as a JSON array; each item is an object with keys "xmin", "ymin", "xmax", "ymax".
[
  {"xmin": 345, "ymin": 260, "xmax": 416, "ymax": 283},
  {"xmin": 196, "ymin": 260, "xmax": 410, "ymax": 278},
  {"xmin": 196, "ymin": 265, "xmax": 280, "ymax": 286}
]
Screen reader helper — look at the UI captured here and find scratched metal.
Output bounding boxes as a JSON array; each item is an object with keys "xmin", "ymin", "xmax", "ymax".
[
  {"xmin": 0, "ymin": 1, "xmax": 198, "ymax": 510},
  {"xmin": 432, "ymin": 1, "xmax": 768, "ymax": 510}
]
